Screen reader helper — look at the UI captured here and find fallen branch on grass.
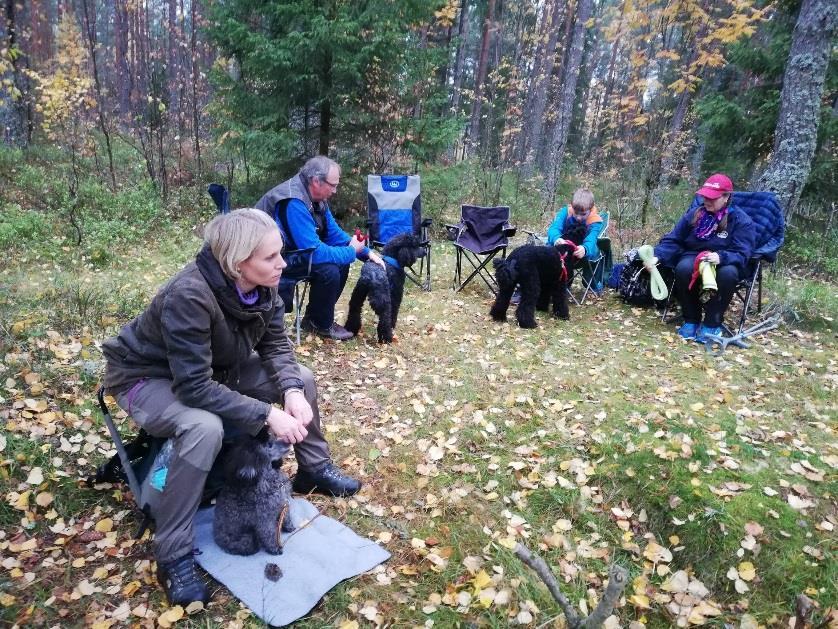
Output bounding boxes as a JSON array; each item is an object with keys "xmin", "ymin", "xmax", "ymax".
[{"xmin": 514, "ymin": 543, "xmax": 628, "ymax": 628}]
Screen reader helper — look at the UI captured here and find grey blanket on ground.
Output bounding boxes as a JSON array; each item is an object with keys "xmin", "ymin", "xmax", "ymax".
[{"xmin": 193, "ymin": 498, "xmax": 390, "ymax": 627}]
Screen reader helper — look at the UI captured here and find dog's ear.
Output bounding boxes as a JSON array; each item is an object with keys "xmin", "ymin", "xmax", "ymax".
[{"xmin": 396, "ymin": 245, "xmax": 418, "ymax": 268}]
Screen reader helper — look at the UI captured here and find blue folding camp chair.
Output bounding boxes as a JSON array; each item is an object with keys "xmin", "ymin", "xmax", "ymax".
[
  {"xmin": 206, "ymin": 184, "xmax": 312, "ymax": 344},
  {"xmin": 446, "ymin": 205, "xmax": 516, "ymax": 295},
  {"xmin": 660, "ymin": 191, "xmax": 785, "ymax": 334},
  {"xmin": 366, "ymin": 174, "xmax": 431, "ymax": 291}
]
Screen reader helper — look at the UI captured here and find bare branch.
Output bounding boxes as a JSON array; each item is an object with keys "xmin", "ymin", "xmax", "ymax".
[
  {"xmin": 514, "ymin": 543, "xmax": 581, "ymax": 628},
  {"xmin": 581, "ymin": 564, "xmax": 629, "ymax": 628}
]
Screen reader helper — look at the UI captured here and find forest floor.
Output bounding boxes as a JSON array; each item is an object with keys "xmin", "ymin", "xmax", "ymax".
[{"xmin": 0, "ymin": 231, "xmax": 836, "ymax": 629}]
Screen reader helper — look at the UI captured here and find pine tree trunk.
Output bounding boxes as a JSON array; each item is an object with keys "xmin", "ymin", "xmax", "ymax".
[
  {"xmin": 544, "ymin": 0, "xmax": 593, "ymax": 200},
  {"xmin": 167, "ymin": 0, "xmax": 179, "ymax": 114},
  {"xmin": 114, "ymin": 0, "xmax": 131, "ymax": 119},
  {"xmin": 79, "ymin": 0, "xmax": 117, "ymax": 190},
  {"xmin": 467, "ymin": 0, "xmax": 496, "ymax": 154},
  {"xmin": 190, "ymin": 0, "xmax": 201, "ymax": 172},
  {"xmin": 755, "ymin": 0, "xmax": 836, "ymax": 210},
  {"xmin": 518, "ymin": 0, "xmax": 564, "ymax": 176},
  {"xmin": 1, "ymin": 0, "xmax": 30, "ymax": 146},
  {"xmin": 450, "ymin": 0, "xmax": 470, "ymax": 115}
]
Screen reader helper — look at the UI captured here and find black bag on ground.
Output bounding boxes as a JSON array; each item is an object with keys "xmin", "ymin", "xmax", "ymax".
[{"xmin": 617, "ymin": 249, "xmax": 672, "ymax": 307}]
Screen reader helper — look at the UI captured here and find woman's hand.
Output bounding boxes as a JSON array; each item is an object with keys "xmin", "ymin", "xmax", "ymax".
[
  {"xmin": 573, "ymin": 245, "xmax": 586, "ymax": 259},
  {"xmin": 266, "ymin": 407, "xmax": 308, "ymax": 443},
  {"xmin": 554, "ymin": 238, "xmax": 566, "ymax": 247},
  {"xmin": 705, "ymin": 252, "xmax": 720, "ymax": 265},
  {"xmin": 284, "ymin": 389, "xmax": 313, "ymax": 426}
]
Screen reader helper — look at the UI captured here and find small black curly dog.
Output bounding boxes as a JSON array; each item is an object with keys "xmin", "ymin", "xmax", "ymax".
[
  {"xmin": 344, "ymin": 233, "xmax": 426, "ymax": 343},
  {"xmin": 212, "ymin": 428, "xmax": 295, "ymax": 556},
  {"xmin": 490, "ymin": 223, "xmax": 587, "ymax": 328}
]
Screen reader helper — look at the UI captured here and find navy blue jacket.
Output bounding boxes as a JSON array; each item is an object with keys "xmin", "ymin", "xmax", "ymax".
[{"xmin": 654, "ymin": 204, "xmax": 756, "ymax": 273}]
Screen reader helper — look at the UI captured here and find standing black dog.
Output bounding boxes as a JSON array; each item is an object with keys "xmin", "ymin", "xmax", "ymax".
[
  {"xmin": 490, "ymin": 223, "xmax": 587, "ymax": 328},
  {"xmin": 344, "ymin": 233, "xmax": 426, "ymax": 343}
]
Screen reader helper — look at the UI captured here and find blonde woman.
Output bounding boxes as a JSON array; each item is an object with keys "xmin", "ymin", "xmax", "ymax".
[{"xmin": 102, "ymin": 209, "xmax": 360, "ymax": 606}]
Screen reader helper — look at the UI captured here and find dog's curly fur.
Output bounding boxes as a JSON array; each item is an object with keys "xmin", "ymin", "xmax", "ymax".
[
  {"xmin": 212, "ymin": 428, "xmax": 295, "ymax": 556},
  {"xmin": 489, "ymin": 223, "xmax": 587, "ymax": 328},
  {"xmin": 344, "ymin": 233, "xmax": 426, "ymax": 343}
]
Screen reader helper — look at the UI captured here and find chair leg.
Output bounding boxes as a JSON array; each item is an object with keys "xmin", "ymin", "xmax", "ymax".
[
  {"xmin": 736, "ymin": 261, "xmax": 761, "ymax": 335},
  {"xmin": 453, "ymin": 247, "xmax": 500, "ymax": 294},
  {"xmin": 578, "ymin": 259, "xmax": 602, "ymax": 305},
  {"xmin": 294, "ymin": 280, "xmax": 310, "ymax": 345},
  {"xmin": 659, "ymin": 274, "xmax": 678, "ymax": 322}
]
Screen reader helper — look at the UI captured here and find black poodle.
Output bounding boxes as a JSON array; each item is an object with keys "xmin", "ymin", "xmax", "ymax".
[
  {"xmin": 344, "ymin": 233, "xmax": 426, "ymax": 343},
  {"xmin": 489, "ymin": 223, "xmax": 587, "ymax": 328},
  {"xmin": 212, "ymin": 428, "xmax": 295, "ymax": 556}
]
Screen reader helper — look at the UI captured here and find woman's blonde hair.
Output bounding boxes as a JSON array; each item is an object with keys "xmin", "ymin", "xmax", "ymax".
[
  {"xmin": 203, "ymin": 208, "xmax": 280, "ymax": 280},
  {"xmin": 571, "ymin": 188, "xmax": 595, "ymax": 213}
]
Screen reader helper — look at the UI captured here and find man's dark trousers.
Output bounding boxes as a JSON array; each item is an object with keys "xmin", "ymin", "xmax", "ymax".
[{"xmin": 282, "ymin": 256, "xmax": 349, "ymax": 331}]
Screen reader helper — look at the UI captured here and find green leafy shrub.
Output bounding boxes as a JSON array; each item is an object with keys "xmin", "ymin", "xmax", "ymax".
[{"xmin": 0, "ymin": 204, "xmax": 52, "ymax": 249}]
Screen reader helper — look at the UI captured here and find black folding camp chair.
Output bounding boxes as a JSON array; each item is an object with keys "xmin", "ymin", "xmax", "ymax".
[
  {"xmin": 87, "ymin": 388, "xmax": 160, "ymax": 538},
  {"xmin": 446, "ymin": 205, "xmax": 516, "ymax": 294},
  {"xmin": 207, "ymin": 183, "xmax": 312, "ymax": 344},
  {"xmin": 366, "ymin": 174, "xmax": 431, "ymax": 291},
  {"xmin": 660, "ymin": 191, "xmax": 785, "ymax": 334}
]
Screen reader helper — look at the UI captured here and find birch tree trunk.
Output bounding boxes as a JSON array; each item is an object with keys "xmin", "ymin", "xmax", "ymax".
[
  {"xmin": 755, "ymin": 0, "xmax": 836, "ymax": 210},
  {"xmin": 544, "ymin": 0, "xmax": 593, "ymax": 200}
]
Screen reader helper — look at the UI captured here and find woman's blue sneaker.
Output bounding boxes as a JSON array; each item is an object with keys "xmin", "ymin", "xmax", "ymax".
[
  {"xmin": 677, "ymin": 322, "xmax": 699, "ymax": 340},
  {"xmin": 695, "ymin": 325, "xmax": 723, "ymax": 344}
]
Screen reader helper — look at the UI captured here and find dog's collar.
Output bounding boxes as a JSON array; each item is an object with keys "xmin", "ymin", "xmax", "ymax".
[{"xmin": 382, "ymin": 255, "xmax": 400, "ymax": 270}]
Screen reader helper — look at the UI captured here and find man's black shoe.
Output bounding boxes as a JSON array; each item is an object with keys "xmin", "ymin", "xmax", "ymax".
[
  {"xmin": 293, "ymin": 462, "xmax": 362, "ymax": 497},
  {"xmin": 157, "ymin": 554, "xmax": 210, "ymax": 606},
  {"xmin": 311, "ymin": 322, "xmax": 354, "ymax": 341}
]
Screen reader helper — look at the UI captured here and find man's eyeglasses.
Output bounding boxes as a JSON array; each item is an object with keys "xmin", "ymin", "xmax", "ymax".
[{"xmin": 322, "ymin": 179, "xmax": 340, "ymax": 190}]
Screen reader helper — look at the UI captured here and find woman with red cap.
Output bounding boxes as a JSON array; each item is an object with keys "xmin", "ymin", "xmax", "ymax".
[{"xmin": 648, "ymin": 174, "xmax": 756, "ymax": 342}]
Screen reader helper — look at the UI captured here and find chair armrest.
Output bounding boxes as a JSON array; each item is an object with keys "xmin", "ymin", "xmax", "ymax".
[
  {"xmin": 444, "ymin": 223, "xmax": 461, "ymax": 241},
  {"xmin": 421, "ymin": 218, "xmax": 433, "ymax": 227},
  {"xmin": 503, "ymin": 223, "xmax": 517, "ymax": 238}
]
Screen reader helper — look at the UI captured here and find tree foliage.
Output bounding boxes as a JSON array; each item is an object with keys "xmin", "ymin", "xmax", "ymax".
[{"xmin": 206, "ymin": 0, "xmax": 458, "ymax": 178}]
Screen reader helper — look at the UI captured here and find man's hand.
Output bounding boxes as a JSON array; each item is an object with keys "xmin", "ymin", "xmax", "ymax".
[
  {"xmin": 643, "ymin": 256, "xmax": 659, "ymax": 272},
  {"xmin": 266, "ymin": 407, "xmax": 308, "ymax": 444},
  {"xmin": 705, "ymin": 252, "xmax": 720, "ymax": 265},
  {"xmin": 284, "ymin": 389, "xmax": 313, "ymax": 426},
  {"xmin": 349, "ymin": 235, "xmax": 365, "ymax": 254},
  {"xmin": 573, "ymin": 245, "xmax": 586, "ymax": 259},
  {"xmin": 368, "ymin": 250, "xmax": 386, "ymax": 268}
]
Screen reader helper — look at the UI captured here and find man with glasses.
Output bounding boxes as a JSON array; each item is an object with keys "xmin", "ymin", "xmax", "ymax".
[{"xmin": 255, "ymin": 155, "xmax": 384, "ymax": 340}]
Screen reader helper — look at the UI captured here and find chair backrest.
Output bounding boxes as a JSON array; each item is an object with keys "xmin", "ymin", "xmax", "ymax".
[
  {"xmin": 598, "ymin": 210, "xmax": 609, "ymax": 237},
  {"xmin": 456, "ymin": 205, "xmax": 511, "ymax": 254},
  {"xmin": 367, "ymin": 175, "xmax": 422, "ymax": 244},
  {"xmin": 208, "ymin": 183, "xmax": 230, "ymax": 214},
  {"xmin": 688, "ymin": 191, "xmax": 785, "ymax": 261}
]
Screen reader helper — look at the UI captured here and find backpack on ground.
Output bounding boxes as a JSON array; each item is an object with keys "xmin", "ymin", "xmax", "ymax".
[{"xmin": 617, "ymin": 249, "xmax": 672, "ymax": 307}]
